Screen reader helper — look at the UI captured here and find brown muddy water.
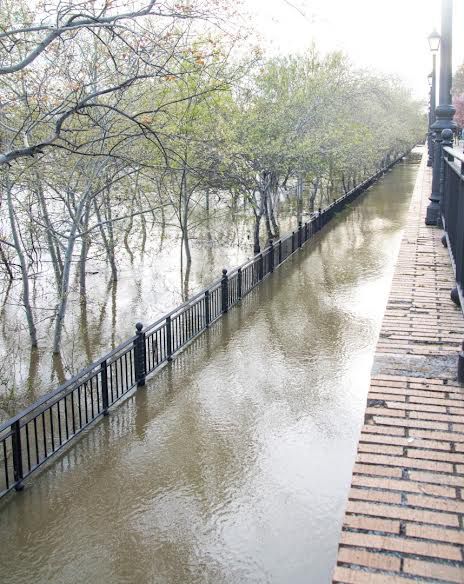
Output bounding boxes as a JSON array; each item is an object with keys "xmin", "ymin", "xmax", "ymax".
[
  {"xmin": 0, "ymin": 201, "xmax": 298, "ymax": 420},
  {"xmin": 0, "ymin": 153, "xmax": 421, "ymax": 584}
]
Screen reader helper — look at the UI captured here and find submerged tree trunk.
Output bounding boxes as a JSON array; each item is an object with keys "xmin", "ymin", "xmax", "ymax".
[
  {"xmin": 26, "ymin": 346, "xmax": 39, "ymax": 400},
  {"xmin": 253, "ymin": 210, "xmax": 262, "ymax": 254},
  {"xmin": 341, "ymin": 173, "xmax": 349, "ymax": 194},
  {"xmin": 80, "ymin": 296, "xmax": 92, "ymax": 362},
  {"xmin": 53, "ymin": 189, "xmax": 89, "ymax": 353},
  {"xmin": 268, "ymin": 183, "xmax": 280, "ymax": 238},
  {"xmin": 308, "ymin": 177, "xmax": 320, "ymax": 214},
  {"xmin": 52, "ymin": 352, "xmax": 66, "ymax": 385},
  {"xmin": 296, "ymin": 175, "xmax": 304, "ymax": 224},
  {"xmin": 261, "ymin": 172, "xmax": 279, "ymax": 240},
  {"xmin": 181, "ymin": 243, "xmax": 191, "ymax": 302},
  {"xmin": 53, "ymin": 222, "xmax": 78, "ymax": 353},
  {"xmin": 263, "ymin": 191, "xmax": 274, "ymax": 243}
]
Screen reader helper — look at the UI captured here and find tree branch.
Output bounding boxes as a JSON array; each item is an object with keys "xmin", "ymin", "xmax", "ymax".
[{"xmin": 0, "ymin": 1, "xmax": 158, "ymax": 75}]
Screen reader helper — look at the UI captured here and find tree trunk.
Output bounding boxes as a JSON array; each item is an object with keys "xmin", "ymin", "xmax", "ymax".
[
  {"xmin": 104, "ymin": 189, "xmax": 118, "ymax": 280},
  {"xmin": 182, "ymin": 226, "xmax": 192, "ymax": 264},
  {"xmin": 182, "ymin": 254, "xmax": 191, "ymax": 302},
  {"xmin": 52, "ymin": 352, "xmax": 66, "ymax": 385},
  {"xmin": 268, "ymin": 179, "xmax": 280, "ymax": 238},
  {"xmin": 79, "ymin": 202, "xmax": 91, "ymax": 297},
  {"xmin": 205, "ymin": 188, "xmax": 210, "ymax": 215},
  {"xmin": 140, "ymin": 211, "xmax": 147, "ymax": 257},
  {"xmin": 181, "ymin": 168, "xmax": 192, "ymax": 264},
  {"xmin": 263, "ymin": 191, "xmax": 274, "ymax": 243},
  {"xmin": 26, "ymin": 347, "xmax": 39, "ymax": 400},
  {"xmin": 53, "ymin": 191, "xmax": 88, "ymax": 353},
  {"xmin": 341, "ymin": 173, "xmax": 349, "ymax": 194},
  {"xmin": 6, "ymin": 175, "xmax": 38, "ymax": 347},
  {"xmin": 93, "ymin": 198, "xmax": 118, "ymax": 281},
  {"xmin": 80, "ymin": 296, "xmax": 92, "ymax": 362},
  {"xmin": 309, "ymin": 178, "xmax": 319, "ymax": 213},
  {"xmin": 123, "ymin": 202, "xmax": 134, "ymax": 263},
  {"xmin": 0, "ymin": 244, "xmax": 13, "ymax": 280},
  {"xmin": 36, "ymin": 172, "xmax": 63, "ymax": 288},
  {"xmin": 296, "ymin": 175, "xmax": 304, "ymax": 223},
  {"xmin": 253, "ymin": 211, "xmax": 261, "ymax": 254},
  {"xmin": 53, "ymin": 224, "xmax": 78, "ymax": 353}
]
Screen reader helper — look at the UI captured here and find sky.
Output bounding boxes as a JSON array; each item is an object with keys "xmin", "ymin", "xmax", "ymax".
[{"xmin": 241, "ymin": 0, "xmax": 464, "ymax": 101}]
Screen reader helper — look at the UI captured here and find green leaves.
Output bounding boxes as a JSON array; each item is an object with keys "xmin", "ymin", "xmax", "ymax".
[{"xmin": 220, "ymin": 49, "xmax": 424, "ymax": 201}]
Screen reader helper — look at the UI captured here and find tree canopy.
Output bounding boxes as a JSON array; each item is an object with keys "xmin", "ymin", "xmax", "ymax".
[{"xmin": 0, "ymin": 0, "xmax": 425, "ymax": 360}]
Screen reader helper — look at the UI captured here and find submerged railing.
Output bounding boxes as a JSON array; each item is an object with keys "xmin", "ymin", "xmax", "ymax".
[
  {"xmin": 440, "ymin": 130, "xmax": 464, "ymax": 380},
  {"xmin": 0, "ymin": 154, "xmax": 407, "ymax": 499}
]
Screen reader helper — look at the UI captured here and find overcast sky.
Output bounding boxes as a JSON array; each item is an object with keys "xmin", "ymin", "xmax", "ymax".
[{"xmin": 241, "ymin": 0, "xmax": 464, "ymax": 100}]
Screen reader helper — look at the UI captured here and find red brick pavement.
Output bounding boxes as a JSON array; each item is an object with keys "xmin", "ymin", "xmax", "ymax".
[{"xmin": 333, "ymin": 151, "xmax": 464, "ymax": 583}]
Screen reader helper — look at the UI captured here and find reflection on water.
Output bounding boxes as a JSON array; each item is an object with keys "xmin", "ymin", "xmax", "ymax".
[
  {"xmin": 0, "ymin": 213, "xmax": 266, "ymax": 419},
  {"xmin": 0, "ymin": 156, "xmax": 420, "ymax": 584}
]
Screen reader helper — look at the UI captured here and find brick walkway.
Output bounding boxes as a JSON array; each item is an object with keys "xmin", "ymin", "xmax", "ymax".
[{"xmin": 333, "ymin": 151, "xmax": 464, "ymax": 584}]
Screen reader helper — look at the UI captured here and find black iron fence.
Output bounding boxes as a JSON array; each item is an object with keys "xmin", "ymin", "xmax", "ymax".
[
  {"xmin": 0, "ymin": 154, "xmax": 407, "ymax": 499},
  {"xmin": 440, "ymin": 131, "xmax": 464, "ymax": 380}
]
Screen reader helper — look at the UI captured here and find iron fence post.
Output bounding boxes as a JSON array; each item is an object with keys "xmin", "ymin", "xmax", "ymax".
[
  {"xmin": 134, "ymin": 322, "xmax": 146, "ymax": 387},
  {"xmin": 298, "ymin": 221, "xmax": 303, "ymax": 248},
  {"xmin": 269, "ymin": 240, "xmax": 274, "ymax": 272},
  {"xmin": 440, "ymin": 129, "xmax": 454, "ymax": 206},
  {"xmin": 166, "ymin": 315, "xmax": 173, "ymax": 361},
  {"xmin": 258, "ymin": 253, "xmax": 263, "ymax": 281},
  {"xmin": 221, "ymin": 269, "xmax": 229, "ymax": 314},
  {"xmin": 237, "ymin": 268, "xmax": 242, "ymax": 300},
  {"xmin": 278, "ymin": 240, "xmax": 282, "ymax": 264},
  {"xmin": 11, "ymin": 420, "xmax": 24, "ymax": 491},
  {"xmin": 101, "ymin": 360, "xmax": 109, "ymax": 415},
  {"xmin": 204, "ymin": 290, "xmax": 210, "ymax": 328},
  {"xmin": 291, "ymin": 231, "xmax": 295, "ymax": 253}
]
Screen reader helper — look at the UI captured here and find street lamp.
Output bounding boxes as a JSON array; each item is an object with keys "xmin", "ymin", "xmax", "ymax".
[
  {"xmin": 428, "ymin": 29, "xmax": 441, "ymax": 53},
  {"xmin": 427, "ymin": 31, "xmax": 439, "ymax": 167},
  {"xmin": 425, "ymin": 0, "xmax": 457, "ymax": 226}
]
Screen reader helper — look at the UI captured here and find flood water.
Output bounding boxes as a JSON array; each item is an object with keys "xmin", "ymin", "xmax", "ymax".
[
  {"xmin": 0, "ymin": 154, "xmax": 420, "ymax": 584},
  {"xmin": 0, "ymin": 202, "xmax": 297, "ymax": 421}
]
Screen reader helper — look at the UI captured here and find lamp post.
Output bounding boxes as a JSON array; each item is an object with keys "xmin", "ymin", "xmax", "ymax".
[
  {"xmin": 426, "ymin": 0, "xmax": 456, "ymax": 226},
  {"xmin": 427, "ymin": 30, "xmax": 440, "ymax": 167},
  {"xmin": 427, "ymin": 74, "xmax": 433, "ymax": 166}
]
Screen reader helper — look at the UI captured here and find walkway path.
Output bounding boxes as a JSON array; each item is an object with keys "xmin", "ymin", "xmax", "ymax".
[{"xmin": 333, "ymin": 153, "xmax": 464, "ymax": 582}]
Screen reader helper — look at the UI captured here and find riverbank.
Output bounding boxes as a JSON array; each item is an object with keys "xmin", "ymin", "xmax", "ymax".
[{"xmin": 333, "ymin": 151, "xmax": 464, "ymax": 582}]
